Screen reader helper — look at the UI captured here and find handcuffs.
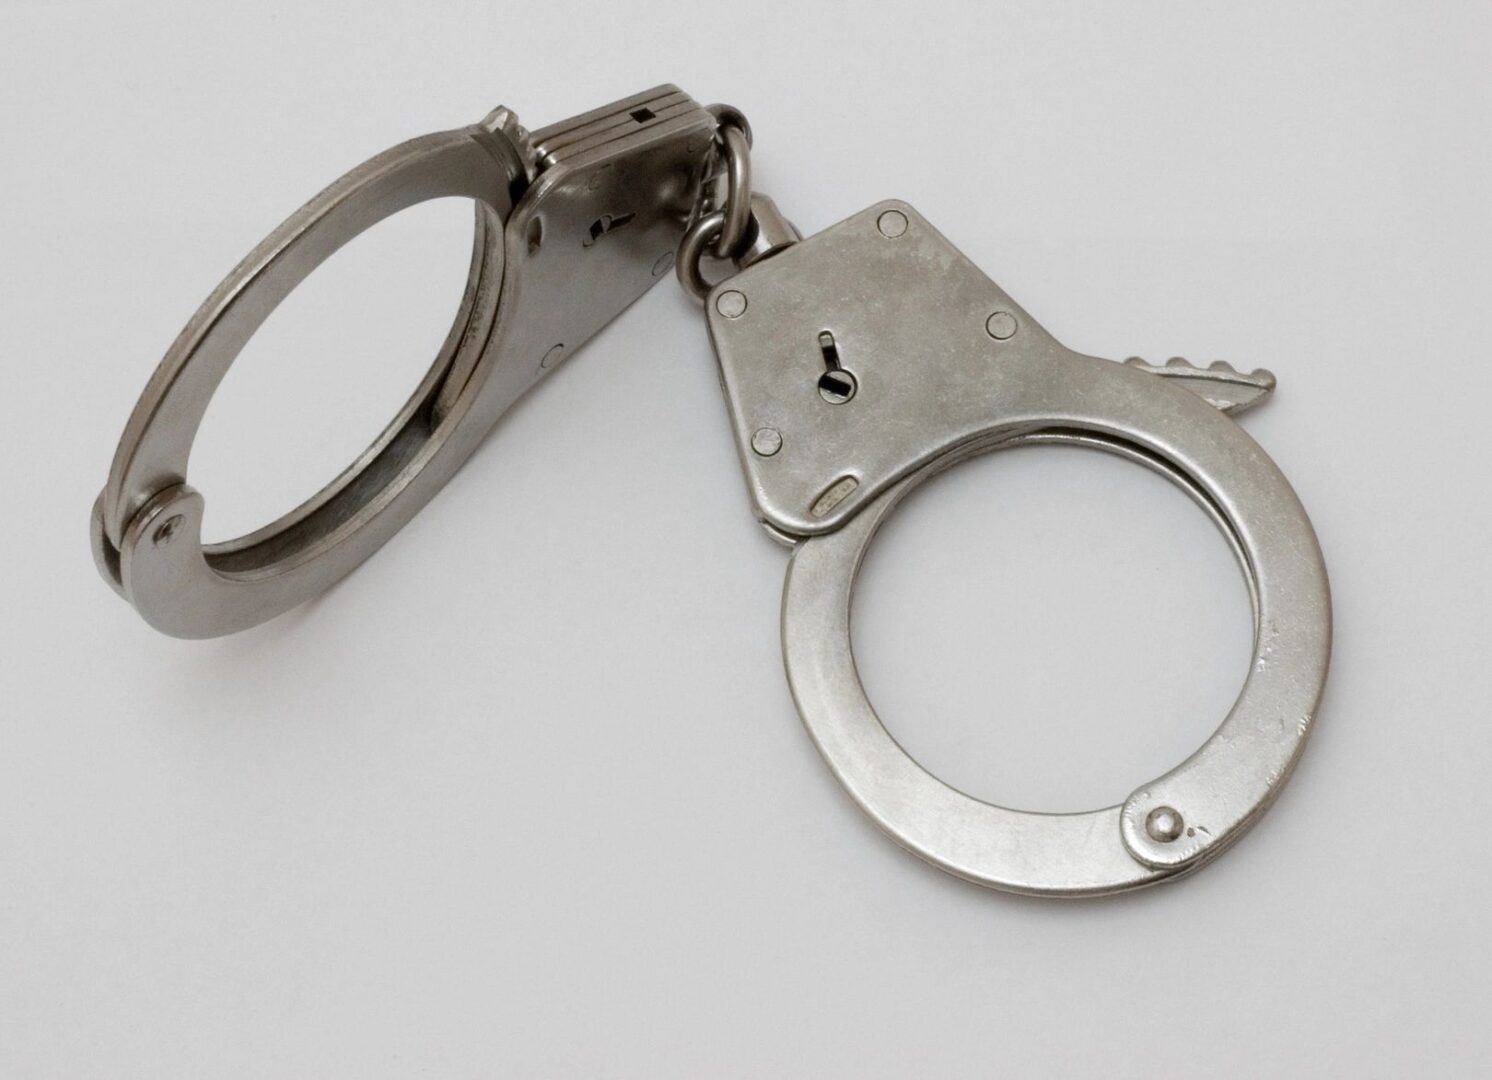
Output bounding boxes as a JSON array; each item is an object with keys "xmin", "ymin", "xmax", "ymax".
[{"xmin": 92, "ymin": 86, "xmax": 1332, "ymax": 897}]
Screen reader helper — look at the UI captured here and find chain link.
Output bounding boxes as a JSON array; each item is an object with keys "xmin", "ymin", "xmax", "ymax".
[
  {"xmin": 676, "ymin": 210, "xmax": 728, "ymax": 303},
  {"xmin": 676, "ymin": 105, "xmax": 754, "ymax": 303},
  {"xmin": 713, "ymin": 125, "xmax": 753, "ymax": 259}
]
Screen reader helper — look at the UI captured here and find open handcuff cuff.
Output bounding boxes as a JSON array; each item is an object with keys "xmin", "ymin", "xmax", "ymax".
[{"xmin": 92, "ymin": 86, "xmax": 1332, "ymax": 897}]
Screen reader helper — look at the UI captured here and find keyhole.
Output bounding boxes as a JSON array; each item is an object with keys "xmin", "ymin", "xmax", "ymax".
[
  {"xmin": 582, "ymin": 211, "xmax": 636, "ymax": 248},
  {"xmin": 817, "ymin": 330, "xmax": 857, "ymax": 403}
]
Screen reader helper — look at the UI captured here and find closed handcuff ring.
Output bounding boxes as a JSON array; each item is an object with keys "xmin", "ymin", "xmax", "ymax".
[{"xmin": 781, "ymin": 390, "xmax": 1329, "ymax": 896}]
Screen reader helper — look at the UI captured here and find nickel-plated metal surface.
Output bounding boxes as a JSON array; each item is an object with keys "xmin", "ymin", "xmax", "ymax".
[
  {"xmin": 725, "ymin": 201, "xmax": 1331, "ymax": 894},
  {"xmin": 92, "ymin": 97, "xmax": 1332, "ymax": 898},
  {"xmin": 93, "ymin": 86, "xmax": 714, "ymax": 637}
]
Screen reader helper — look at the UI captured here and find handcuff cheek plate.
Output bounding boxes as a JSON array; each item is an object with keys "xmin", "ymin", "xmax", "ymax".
[
  {"xmin": 91, "ymin": 87, "xmax": 714, "ymax": 637},
  {"xmin": 707, "ymin": 201, "xmax": 1331, "ymax": 894}
]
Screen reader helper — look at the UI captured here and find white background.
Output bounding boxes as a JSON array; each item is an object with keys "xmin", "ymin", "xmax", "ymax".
[{"xmin": 3, "ymin": 2, "xmax": 1490, "ymax": 1076}]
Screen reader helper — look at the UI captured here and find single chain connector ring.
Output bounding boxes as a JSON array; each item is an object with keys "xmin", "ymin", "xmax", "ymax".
[{"xmin": 676, "ymin": 210, "xmax": 728, "ymax": 303}]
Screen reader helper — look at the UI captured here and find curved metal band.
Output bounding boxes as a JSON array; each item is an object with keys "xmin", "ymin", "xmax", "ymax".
[
  {"xmin": 781, "ymin": 378, "xmax": 1331, "ymax": 896},
  {"xmin": 91, "ymin": 125, "xmax": 523, "ymax": 637}
]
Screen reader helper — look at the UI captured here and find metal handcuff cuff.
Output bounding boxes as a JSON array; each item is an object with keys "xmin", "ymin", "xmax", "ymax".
[{"xmin": 92, "ymin": 86, "xmax": 1332, "ymax": 897}]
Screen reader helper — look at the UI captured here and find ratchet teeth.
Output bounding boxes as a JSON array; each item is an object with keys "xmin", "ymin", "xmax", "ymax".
[
  {"xmin": 478, "ymin": 105, "xmax": 538, "ymax": 184},
  {"xmin": 1124, "ymin": 356, "xmax": 1276, "ymax": 415}
]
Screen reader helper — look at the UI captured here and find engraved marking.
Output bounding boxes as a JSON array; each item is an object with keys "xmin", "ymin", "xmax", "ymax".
[{"xmin": 811, "ymin": 475, "xmax": 859, "ymax": 518}]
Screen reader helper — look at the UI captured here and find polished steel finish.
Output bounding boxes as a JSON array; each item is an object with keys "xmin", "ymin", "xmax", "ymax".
[
  {"xmin": 94, "ymin": 86, "xmax": 714, "ymax": 636},
  {"xmin": 709, "ymin": 200, "xmax": 1331, "ymax": 895}
]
